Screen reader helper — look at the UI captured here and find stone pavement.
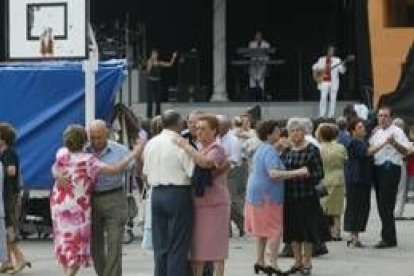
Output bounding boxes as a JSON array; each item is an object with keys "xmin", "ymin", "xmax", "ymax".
[{"xmin": 11, "ymin": 202, "xmax": 414, "ymax": 276}]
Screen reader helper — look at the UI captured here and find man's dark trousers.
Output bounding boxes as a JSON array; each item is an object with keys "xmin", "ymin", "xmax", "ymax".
[
  {"xmin": 152, "ymin": 185, "xmax": 193, "ymax": 276},
  {"xmin": 374, "ymin": 162, "xmax": 401, "ymax": 245}
]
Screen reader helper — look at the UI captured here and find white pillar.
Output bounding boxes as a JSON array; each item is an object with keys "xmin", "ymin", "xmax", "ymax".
[
  {"xmin": 83, "ymin": 24, "xmax": 99, "ymax": 127},
  {"xmin": 211, "ymin": 0, "xmax": 228, "ymax": 102}
]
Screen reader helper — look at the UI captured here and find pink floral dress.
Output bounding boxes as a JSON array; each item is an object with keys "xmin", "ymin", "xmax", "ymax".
[{"xmin": 50, "ymin": 148, "xmax": 101, "ymax": 269}]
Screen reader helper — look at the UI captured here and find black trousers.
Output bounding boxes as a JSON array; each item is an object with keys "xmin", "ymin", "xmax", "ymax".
[
  {"xmin": 147, "ymin": 80, "xmax": 162, "ymax": 118},
  {"xmin": 374, "ymin": 163, "xmax": 401, "ymax": 245},
  {"xmin": 152, "ymin": 186, "xmax": 193, "ymax": 276}
]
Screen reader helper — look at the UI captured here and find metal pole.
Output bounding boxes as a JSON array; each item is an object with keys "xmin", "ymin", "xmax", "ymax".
[
  {"xmin": 83, "ymin": 24, "xmax": 99, "ymax": 127},
  {"xmin": 125, "ymin": 14, "xmax": 132, "ymax": 106}
]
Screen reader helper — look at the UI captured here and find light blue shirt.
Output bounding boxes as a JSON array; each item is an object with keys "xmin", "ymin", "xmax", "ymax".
[
  {"xmin": 86, "ymin": 140, "xmax": 131, "ymax": 192},
  {"xmin": 246, "ymin": 143, "xmax": 285, "ymax": 205}
]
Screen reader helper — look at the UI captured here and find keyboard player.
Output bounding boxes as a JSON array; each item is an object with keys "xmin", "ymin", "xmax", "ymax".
[{"xmin": 248, "ymin": 31, "xmax": 270, "ymax": 100}]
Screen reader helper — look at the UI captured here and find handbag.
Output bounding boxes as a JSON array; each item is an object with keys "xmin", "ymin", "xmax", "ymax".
[{"xmin": 127, "ymin": 195, "xmax": 138, "ymax": 218}]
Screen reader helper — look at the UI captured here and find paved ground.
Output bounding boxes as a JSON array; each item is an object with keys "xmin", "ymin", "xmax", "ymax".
[{"xmin": 11, "ymin": 201, "xmax": 414, "ymax": 275}]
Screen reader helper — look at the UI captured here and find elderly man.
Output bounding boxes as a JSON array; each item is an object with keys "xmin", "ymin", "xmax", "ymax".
[
  {"xmin": 87, "ymin": 120, "xmax": 133, "ymax": 276},
  {"xmin": 369, "ymin": 107, "xmax": 410, "ymax": 248},
  {"xmin": 143, "ymin": 110, "xmax": 195, "ymax": 276},
  {"xmin": 217, "ymin": 115, "xmax": 245, "ymax": 237}
]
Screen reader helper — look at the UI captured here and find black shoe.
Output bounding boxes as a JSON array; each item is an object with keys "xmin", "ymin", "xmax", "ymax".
[
  {"xmin": 284, "ymin": 265, "xmax": 303, "ymax": 275},
  {"xmin": 266, "ymin": 266, "xmax": 286, "ymax": 276},
  {"xmin": 374, "ymin": 241, "xmax": 397, "ymax": 249},
  {"xmin": 254, "ymin": 264, "xmax": 269, "ymax": 274},
  {"xmin": 279, "ymin": 244, "xmax": 293, "ymax": 258},
  {"xmin": 331, "ymin": 236, "xmax": 343, "ymax": 241},
  {"xmin": 312, "ymin": 243, "xmax": 328, "ymax": 257}
]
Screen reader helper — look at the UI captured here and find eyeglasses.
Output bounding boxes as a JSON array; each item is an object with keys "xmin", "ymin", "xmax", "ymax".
[
  {"xmin": 196, "ymin": 127, "xmax": 209, "ymax": 131},
  {"xmin": 378, "ymin": 113, "xmax": 390, "ymax": 118}
]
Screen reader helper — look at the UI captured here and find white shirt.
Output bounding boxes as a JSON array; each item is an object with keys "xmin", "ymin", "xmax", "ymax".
[
  {"xmin": 143, "ymin": 129, "xmax": 195, "ymax": 186},
  {"xmin": 369, "ymin": 124, "xmax": 410, "ymax": 166},
  {"xmin": 218, "ymin": 131, "xmax": 243, "ymax": 167},
  {"xmin": 249, "ymin": 40, "xmax": 270, "ymax": 50},
  {"xmin": 312, "ymin": 56, "xmax": 345, "ymax": 85}
]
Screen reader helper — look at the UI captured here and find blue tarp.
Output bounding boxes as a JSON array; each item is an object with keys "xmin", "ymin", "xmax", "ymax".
[{"xmin": 0, "ymin": 60, "xmax": 127, "ymax": 189}]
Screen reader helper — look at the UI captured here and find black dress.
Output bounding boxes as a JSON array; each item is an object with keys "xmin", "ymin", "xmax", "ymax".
[
  {"xmin": 343, "ymin": 138, "xmax": 372, "ymax": 233},
  {"xmin": 147, "ymin": 64, "xmax": 162, "ymax": 118},
  {"xmin": 282, "ymin": 143, "xmax": 325, "ymax": 244}
]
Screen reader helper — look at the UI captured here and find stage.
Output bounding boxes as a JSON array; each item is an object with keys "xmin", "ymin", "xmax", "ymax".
[{"xmin": 130, "ymin": 101, "xmax": 355, "ymax": 120}]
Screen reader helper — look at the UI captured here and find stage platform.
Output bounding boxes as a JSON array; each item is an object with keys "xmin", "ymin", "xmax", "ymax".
[{"xmin": 130, "ymin": 101, "xmax": 355, "ymax": 120}]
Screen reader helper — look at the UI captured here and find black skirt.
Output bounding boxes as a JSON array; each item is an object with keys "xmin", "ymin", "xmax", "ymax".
[
  {"xmin": 283, "ymin": 196, "xmax": 322, "ymax": 244},
  {"xmin": 344, "ymin": 183, "xmax": 371, "ymax": 233}
]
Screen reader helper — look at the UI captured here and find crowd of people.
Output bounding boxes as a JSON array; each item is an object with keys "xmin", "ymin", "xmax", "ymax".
[
  {"xmin": 0, "ymin": 104, "xmax": 414, "ymax": 276},
  {"xmin": 135, "ymin": 105, "xmax": 414, "ymax": 276}
]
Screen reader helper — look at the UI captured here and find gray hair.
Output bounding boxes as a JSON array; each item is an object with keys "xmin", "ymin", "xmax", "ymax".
[
  {"xmin": 216, "ymin": 115, "xmax": 231, "ymax": 128},
  {"xmin": 88, "ymin": 119, "xmax": 108, "ymax": 132},
  {"xmin": 286, "ymin": 118, "xmax": 308, "ymax": 132}
]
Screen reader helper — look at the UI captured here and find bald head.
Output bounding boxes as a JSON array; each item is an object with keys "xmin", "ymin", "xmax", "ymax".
[{"xmin": 88, "ymin": 119, "xmax": 109, "ymax": 152}]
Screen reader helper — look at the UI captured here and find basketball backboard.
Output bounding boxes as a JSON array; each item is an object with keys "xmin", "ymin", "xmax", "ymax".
[{"xmin": 6, "ymin": 0, "xmax": 89, "ymax": 60}]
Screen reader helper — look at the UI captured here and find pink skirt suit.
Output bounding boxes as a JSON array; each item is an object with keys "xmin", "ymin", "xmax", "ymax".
[{"xmin": 190, "ymin": 142, "xmax": 230, "ymax": 262}]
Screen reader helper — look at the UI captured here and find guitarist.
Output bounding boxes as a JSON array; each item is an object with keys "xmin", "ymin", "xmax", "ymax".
[{"xmin": 312, "ymin": 46, "xmax": 346, "ymax": 118}]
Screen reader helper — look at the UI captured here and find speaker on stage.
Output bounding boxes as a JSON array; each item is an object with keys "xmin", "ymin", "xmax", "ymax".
[{"xmin": 177, "ymin": 50, "xmax": 201, "ymax": 102}]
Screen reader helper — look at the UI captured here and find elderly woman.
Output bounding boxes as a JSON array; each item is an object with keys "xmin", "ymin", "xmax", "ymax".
[
  {"xmin": 344, "ymin": 119, "xmax": 385, "ymax": 247},
  {"xmin": 51, "ymin": 125, "xmax": 141, "ymax": 276},
  {"xmin": 316, "ymin": 123, "xmax": 347, "ymax": 240},
  {"xmin": 0, "ymin": 122, "xmax": 30, "ymax": 274},
  {"xmin": 244, "ymin": 120, "xmax": 307, "ymax": 276},
  {"xmin": 282, "ymin": 118, "xmax": 324, "ymax": 276},
  {"xmin": 175, "ymin": 114, "xmax": 230, "ymax": 276}
]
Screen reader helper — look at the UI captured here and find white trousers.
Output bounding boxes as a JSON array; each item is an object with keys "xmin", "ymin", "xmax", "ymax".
[
  {"xmin": 318, "ymin": 81, "xmax": 339, "ymax": 118},
  {"xmin": 249, "ymin": 65, "xmax": 267, "ymax": 90},
  {"xmin": 394, "ymin": 162, "xmax": 407, "ymax": 218}
]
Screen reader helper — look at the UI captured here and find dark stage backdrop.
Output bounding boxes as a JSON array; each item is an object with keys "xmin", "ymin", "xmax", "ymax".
[
  {"xmin": 0, "ymin": 0, "xmax": 372, "ymax": 104},
  {"xmin": 227, "ymin": 0, "xmax": 372, "ymax": 103}
]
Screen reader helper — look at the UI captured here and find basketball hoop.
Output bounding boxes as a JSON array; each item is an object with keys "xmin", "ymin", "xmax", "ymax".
[{"xmin": 6, "ymin": 0, "xmax": 88, "ymax": 60}]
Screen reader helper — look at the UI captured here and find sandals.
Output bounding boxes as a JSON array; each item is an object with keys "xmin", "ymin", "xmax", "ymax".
[
  {"xmin": 347, "ymin": 239, "xmax": 364, "ymax": 248},
  {"xmin": 7, "ymin": 261, "xmax": 32, "ymax": 275},
  {"xmin": 301, "ymin": 266, "xmax": 312, "ymax": 275},
  {"xmin": 0, "ymin": 264, "xmax": 14, "ymax": 273}
]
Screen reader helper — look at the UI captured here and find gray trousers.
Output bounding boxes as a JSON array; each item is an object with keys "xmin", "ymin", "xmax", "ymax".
[
  {"xmin": 228, "ymin": 164, "xmax": 247, "ymax": 234},
  {"xmin": 92, "ymin": 189, "xmax": 128, "ymax": 276}
]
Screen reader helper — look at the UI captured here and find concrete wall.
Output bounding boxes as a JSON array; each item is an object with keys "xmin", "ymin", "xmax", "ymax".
[
  {"xmin": 131, "ymin": 101, "xmax": 354, "ymax": 120},
  {"xmin": 368, "ymin": 0, "xmax": 414, "ymax": 103}
]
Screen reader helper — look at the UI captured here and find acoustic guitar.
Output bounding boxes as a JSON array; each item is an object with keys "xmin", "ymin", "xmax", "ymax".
[{"xmin": 313, "ymin": 55, "xmax": 355, "ymax": 84}]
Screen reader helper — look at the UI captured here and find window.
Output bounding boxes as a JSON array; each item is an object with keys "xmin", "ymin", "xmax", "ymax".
[{"xmin": 385, "ymin": 0, "xmax": 414, "ymax": 27}]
